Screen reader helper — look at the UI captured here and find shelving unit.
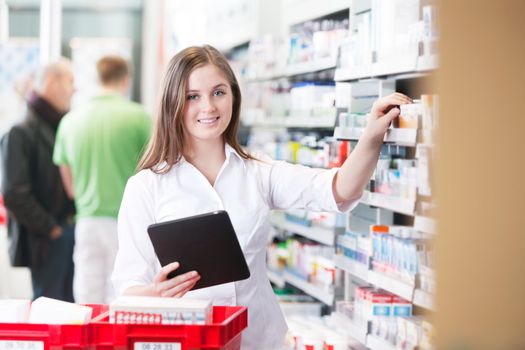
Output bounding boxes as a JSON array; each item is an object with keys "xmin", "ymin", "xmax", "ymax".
[
  {"xmin": 334, "ymin": 54, "xmax": 438, "ymax": 82},
  {"xmin": 267, "ymin": 268, "xmax": 286, "ymax": 289},
  {"xmin": 331, "ymin": 312, "xmax": 369, "ymax": 345},
  {"xmin": 223, "ymin": 1, "xmax": 438, "ymax": 348},
  {"xmin": 284, "ymin": 114, "xmax": 336, "ymax": 128},
  {"xmin": 336, "ymin": 254, "xmax": 418, "ymax": 303},
  {"xmin": 334, "ymin": 254, "xmax": 369, "ymax": 283},
  {"xmin": 285, "ymin": 57, "xmax": 337, "ymax": 77},
  {"xmin": 367, "ymin": 270, "xmax": 415, "ymax": 302},
  {"xmin": 336, "ymin": 250, "xmax": 436, "ymax": 314},
  {"xmin": 266, "ymin": 267, "xmax": 340, "ymax": 306},
  {"xmin": 359, "ymin": 191, "xmax": 416, "ymax": 216},
  {"xmin": 413, "ymin": 289, "xmax": 435, "ymax": 311},
  {"xmin": 414, "ymin": 215, "xmax": 437, "ymax": 234},
  {"xmin": 282, "ymin": 269, "xmax": 336, "ymax": 305},
  {"xmin": 270, "ymin": 211, "xmax": 340, "ymax": 246},
  {"xmin": 247, "ymin": 115, "xmax": 336, "ymax": 129},
  {"xmin": 334, "ymin": 127, "xmax": 418, "ymax": 147},
  {"xmin": 367, "ymin": 335, "xmax": 397, "ymax": 350}
]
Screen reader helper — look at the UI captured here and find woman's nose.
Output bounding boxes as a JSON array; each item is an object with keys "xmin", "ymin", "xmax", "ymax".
[{"xmin": 200, "ymin": 96, "xmax": 216, "ymax": 112}]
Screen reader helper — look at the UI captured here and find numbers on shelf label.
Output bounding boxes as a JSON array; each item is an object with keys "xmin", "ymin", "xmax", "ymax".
[
  {"xmin": 0, "ymin": 341, "xmax": 44, "ymax": 350},
  {"xmin": 134, "ymin": 342, "xmax": 181, "ymax": 350}
]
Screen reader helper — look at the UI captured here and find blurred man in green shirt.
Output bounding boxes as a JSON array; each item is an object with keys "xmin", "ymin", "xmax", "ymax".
[{"xmin": 53, "ymin": 56, "xmax": 151, "ymax": 303}]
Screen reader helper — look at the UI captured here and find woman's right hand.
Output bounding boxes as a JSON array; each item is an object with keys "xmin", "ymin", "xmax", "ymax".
[{"xmin": 153, "ymin": 262, "xmax": 200, "ymax": 298}]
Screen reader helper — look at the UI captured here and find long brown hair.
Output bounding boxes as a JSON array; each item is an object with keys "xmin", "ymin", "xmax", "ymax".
[{"xmin": 138, "ymin": 45, "xmax": 252, "ymax": 173}]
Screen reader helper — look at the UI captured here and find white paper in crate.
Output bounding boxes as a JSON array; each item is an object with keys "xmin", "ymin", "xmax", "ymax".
[
  {"xmin": 29, "ymin": 297, "xmax": 92, "ymax": 324},
  {"xmin": 110, "ymin": 296, "xmax": 212, "ymax": 325},
  {"xmin": 0, "ymin": 299, "xmax": 31, "ymax": 323}
]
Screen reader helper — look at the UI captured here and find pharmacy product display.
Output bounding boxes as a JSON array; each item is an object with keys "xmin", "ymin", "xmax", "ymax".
[{"xmin": 221, "ymin": 2, "xmax": 439, "ymax": 349}]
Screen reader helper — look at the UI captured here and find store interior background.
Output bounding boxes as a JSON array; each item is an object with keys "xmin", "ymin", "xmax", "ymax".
[{"xmin": 1, "ymin": 0, "xmax": 524, "ymax": 349}]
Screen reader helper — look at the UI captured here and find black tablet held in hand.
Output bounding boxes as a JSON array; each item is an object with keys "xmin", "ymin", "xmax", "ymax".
[{"xmin": 147, "ymin": 210, "xmax": 250, "ymax": 290}]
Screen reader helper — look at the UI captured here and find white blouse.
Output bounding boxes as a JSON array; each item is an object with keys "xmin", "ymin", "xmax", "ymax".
[{"xmin": 112, "ymin": 144, "xmax": 357, "ymax": 350}]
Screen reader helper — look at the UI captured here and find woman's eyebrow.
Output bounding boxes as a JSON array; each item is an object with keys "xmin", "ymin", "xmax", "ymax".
[{"xmin": 187, "ymin": 83, "xmax": 228, "ymax": 93}]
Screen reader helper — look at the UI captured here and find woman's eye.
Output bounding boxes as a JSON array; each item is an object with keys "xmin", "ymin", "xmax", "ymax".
[
  {"xmin": 213, "ymin": 90, "xmax": 225, "ymax": 97},
  {"xmin": 187, "ymin": 94, "xmax": 198, "ymax": 100}
]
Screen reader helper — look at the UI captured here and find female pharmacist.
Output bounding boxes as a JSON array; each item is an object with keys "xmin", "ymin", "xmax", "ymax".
[{"xmin": 112, "ymin": 45, "xmax": 412, "ymax": 349}]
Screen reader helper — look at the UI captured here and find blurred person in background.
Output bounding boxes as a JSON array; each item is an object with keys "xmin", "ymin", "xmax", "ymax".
[
  {"xmin": 1, "ymin": 58, "xmax": 76, "ymax": 301},
  {"xmin": 53, "ymin": 55, "xmax": 151, "ymax": 304}
]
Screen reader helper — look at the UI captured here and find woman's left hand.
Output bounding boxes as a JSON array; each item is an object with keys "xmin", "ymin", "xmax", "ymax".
[{"xmin": 363, "ymin": 93, "xmax": 413, "ymax": 142}]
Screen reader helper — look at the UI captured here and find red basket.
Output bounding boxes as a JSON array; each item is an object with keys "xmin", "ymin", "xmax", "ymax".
[
  {"xmin": 89, "ymin": 305, "xmax": 247, "ymax": 350},
  {"xmin": 0, "ymin": 305, "xmax": 247, "ymax": 350},
  {"xmin": 0, "ymin": 322, "xmax": 90, "ymax": 350}
]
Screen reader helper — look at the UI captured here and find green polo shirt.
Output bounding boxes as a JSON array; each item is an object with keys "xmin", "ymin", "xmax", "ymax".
[{"xmin": 53, "ymin": 93, "xmax": 151, "ymax": 218}]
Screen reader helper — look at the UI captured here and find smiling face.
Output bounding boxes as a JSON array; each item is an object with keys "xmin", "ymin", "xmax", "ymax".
[{"xmin": 182, "ymin": 64, "xmax": 233, "ymax": 146}]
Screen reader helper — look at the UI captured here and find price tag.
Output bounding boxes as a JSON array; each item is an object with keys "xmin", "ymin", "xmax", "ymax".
[
  {"xmin": 134, "ymin": 342, "xmax": 181, "ymax": 350},
  {"xmin": 0, "ymin": 340, "xmax": 44, "ymax": 350}
]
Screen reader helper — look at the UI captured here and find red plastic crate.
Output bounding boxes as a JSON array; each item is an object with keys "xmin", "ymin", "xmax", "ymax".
[
  {"xmin": 89, "ymin": 305, "xmax": 248, "ymax": 350},
  {"xmin": 0, "ymin": 305, "xmax": 247, "ymax": 350},
  {"xmin": 0, "ymin": 321, "xmax": 90, "ymax": 350}
]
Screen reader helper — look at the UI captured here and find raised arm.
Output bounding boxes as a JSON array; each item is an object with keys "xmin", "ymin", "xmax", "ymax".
[{"xmin": 333, "ymin": 93, "xmax": 413, "ymax": 203}]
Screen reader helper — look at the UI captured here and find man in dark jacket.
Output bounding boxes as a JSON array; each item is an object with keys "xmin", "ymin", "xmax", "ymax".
[{"xmin": 1, "ymin": 58, "xmax": 76, "ymax": 301}]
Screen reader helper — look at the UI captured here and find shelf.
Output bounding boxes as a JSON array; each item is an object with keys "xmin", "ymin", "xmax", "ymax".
[
  {"xmin": 333, "ymin": 127, "xmax": 418, "ymax": 146},
  {"xmin": 284, "ymin": 0, "xmax": 349, "ymax": 26},
  {"xmin": 270, "ymin": 213, "xmax": 338, "ymax": 246},
  {"xmin": 245, "ymin": 73, "xmax": 285, "ymax": 83},
  {"xmin": 334, "ymin": 61, "xmax": 416, "ymax": 82},
  {"xmin": 334, "ymin": 54, "xmax": 437, "ymax": 82},
  {"xmin": 245, "ymin": 115, "xmax": 335, "ymax": 129},
  {"xmin": 367, "ymin": 335, "xmax": 397, "ymax": 350},
  {"xmin": 282, "ymin": 270, "xmax": 335, "ymax": 305},
  {"xmin": 334, "ymin": 67, "xmax": 370, "ymax": 82},
  {"xmin": 334, "ymin": 255, "xmax": 369, "ymax": 282},
  {"xmin": 367, "ymin": 270, "xmax": 415, "ymax": 301},
  {"xmin": 384, "ymin": 128, "xmax": 418, "ymax": 146},
  {"xmin": 285, "ymin": 115, "xmax": 336, "ymax": 128},
  {"xmin": 267, "ymin": 268, "xmax": 286, "ymax": 288},
  {"xmin": 285, "ymin": 57, "xmax": 337, "ymax": 77},
  {"xmin": 245, "ymin": 118, "xmax": 287, "ymax": 128},
  {"xmin": 417, "ymin": 54, "xmax": 439, "ymax": 72},
  {"xmin": 333, "ymin": 126, "xmax": 365, "ymax": 141},
  {"xmin": 332, "ymin": 312, "xmax": 368, "ymax": 346},
  {"xmin": 414, "ymin": 215, "xmax": 437, "ymax": 234},
  {"xmin": 360, "ymin": 191, "xmax": 416, "ymax": 216},
  {"xmin": 413, "ymin": 289, "xmax": 435, "ymax": 311},
  {"xmin": 214, "ymin": 32, "xmax": 252, "ymax": 52}
]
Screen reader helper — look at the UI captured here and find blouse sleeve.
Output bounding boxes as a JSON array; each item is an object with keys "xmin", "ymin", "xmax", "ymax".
[
  {"xmin": 256, "ymin": 154, "xmax": 360, "ymax": 212},
  {"xmin": 112, "ymin": 172, "xmax": 158, "ymax": 296}
]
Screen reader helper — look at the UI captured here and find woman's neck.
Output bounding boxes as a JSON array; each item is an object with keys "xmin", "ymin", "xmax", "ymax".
[
  {"xmin": 183, "ymin": 138, "xmax": 226, "ymax": 186},
  {"xmin": 184, "ymin": 138, "xmax": 225, "ymax": 162}
]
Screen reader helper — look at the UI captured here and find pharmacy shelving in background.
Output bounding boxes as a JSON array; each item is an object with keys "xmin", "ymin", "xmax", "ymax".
[
  {"xmin": 359, "ymin": 191, "xmax": 416, "ymax": 216},
  {"xmin": 414, "ymin": 215, "xmax": 437, "ymax": 235},
  {"xmin": 267, "ymin": 268, "xmax": 286, "ymax": 289},
  {"xmin": 245, "ymin": 114, "xmax": 337, "ymax": 129},
  {"xmin": 214, "ymin": 0, "xmax": 438, "ymax": 348},
  {"xmin": 334, "ymin": 253, "xmax": 435, "ymax": 312},
  {"xmin": 266, "ymin": 267, "xmax": 340, "ymax": 306},
  {"xmin": 269, "ymin": 211, "xmax": 342, "ymax": 246},
  {"xmin": 284, "ymin": 57, "xmax": 337, "ymax": 77},
  {"xmin": 333, "ymin": 126, "xmax": 418, "ymax": 146},
  {"xmin": 367, "ymin": 335, "xmax": 398, "ymax": 350},
  {"xmin": 282, "ymin": 269, "xmax": 339, "ymax": 306},
  {"xmin": 333, "ymin": 54, "xmax": 438, "ymax": 82}
]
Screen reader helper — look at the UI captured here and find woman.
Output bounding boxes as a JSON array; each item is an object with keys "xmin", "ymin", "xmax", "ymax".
[{"xmin": 112, "ymin": 45, "xmax": 412, "ymax": 349}]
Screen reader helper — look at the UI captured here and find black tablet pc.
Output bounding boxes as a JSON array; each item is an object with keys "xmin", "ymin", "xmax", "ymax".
[{"xmin": 147, "ymin": 210, "xmax": 250, "ymax": 290}]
